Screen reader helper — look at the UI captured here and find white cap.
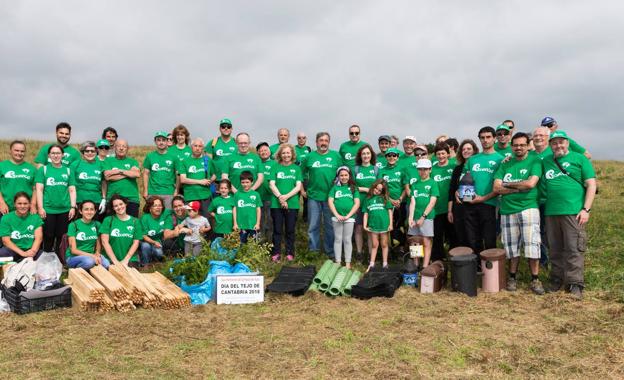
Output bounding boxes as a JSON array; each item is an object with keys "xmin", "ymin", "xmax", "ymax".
[
  {"xmin": 403, "ymin": 135, "xmax": 416, "ymax": 142},
  {"xmin": 416, "ymin": 159, "xmax": 432, "ymax": 169}
]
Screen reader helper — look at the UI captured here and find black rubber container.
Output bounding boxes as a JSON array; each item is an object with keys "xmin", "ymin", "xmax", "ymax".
[{"xmin": 450, "ymin": 253, "xmax": 477, "ymax": 297}]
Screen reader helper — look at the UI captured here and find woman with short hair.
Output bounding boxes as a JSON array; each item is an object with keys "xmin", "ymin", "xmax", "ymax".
[{"xmin": 0, "ymin": 192, "xmax": 43, "ymax": 262}]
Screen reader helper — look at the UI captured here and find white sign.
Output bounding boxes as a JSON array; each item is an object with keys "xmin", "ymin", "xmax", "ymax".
[{"xmin": 215, "ymin": 274, "xmax": 264, "ymax": 305}]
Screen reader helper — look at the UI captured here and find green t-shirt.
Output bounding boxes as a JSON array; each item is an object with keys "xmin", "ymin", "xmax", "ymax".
[
  {"xmin": 225, "ymin": 152, "xmax": 262, "ymax": 191},
  {"xmin": 568, "ymin": 137, "xmax": 586, "ymax": 154},
  {"xmin": 140, "ymin": 210, "xmax": 174, "ymax": 243},
  {"xmin": 301, "ymin": 150, "xmax": 342, "ymax": 201},
  {"xmin": 531, "ymin": 148, "xmax": 553, "ymax": 205},
  {"xmin": 234, "ymin": 190, "xmax": 261, "ymax": 230},
  {"xmin": 494, "ymin": 144, "xmax": 513, "ymax": 160},
  {"xmin": 208, "ymin": 196, "xmax": 235, "ymax": 234},
  {"xmin": 258, "ymin": 159, "xmax": 276, "ymax": 202},
  {"xmin": 66, "ymin": 219, "xmax": 100, "ymax": 259},
  {"xmin": 179, "ymin": 155, "xmax": 214, "ymax": 201},
  {"xmin": 269, "ymin": 163, "xmax": 302, "ymax": 209},
  {"xmin": 35, "ymin": 165, "xmax": 75, "ymax": 214},
  {"xmin": 0, "ymin": 160, "xmax": 36, "ymax": 211},
  {"xmin": 0, "ymin": 211, "xmax": 43, "ymax": 250},
  {"xmin": 339, "ymin": 140, "xmax": 366, "ymax": 168},
  {"xmin": 542, "ymin": 151, "xmax": 595, "ymax": 216},
  {"xmin": 354, "ymin": 164, "xmax": 377, "ymax": 209},
  {"xmin": 204, "ymin": 137, "xmax": 237, "ymax": 179},
  {"xmin": 376, "ymin": 154, "xmax": 388, "ymax": 170},
  {"xmin": 171, "ymin": 145, "xmax": 192, "ymax": 162},
  {"xmin": 431, "ymin": 161, "xmax": 456, "ymax": 215},
  {"xmin": 494, "ymin": 155, "xmax": 542, "ymax": 215},
  {"xmin": 378, "ymin": 163, "xmax": 404, "ymax": 200},
  {"xmin": 269, "ymin": 143, "xmax": 282, "ymax": 158},
  {"xmin": 329, "ymin": 184, "xmax": 360, "ymax": 216},
  {"xmin": 102, "ymin": 156, "xmax": 140, "ymax": 202},
  {"xmin": 294, "ymin": 145, "xmax": 311, "ymax": 166},
  {"xmin": 143, "ymin": 150, "xmax": 178, "ymax": 195},
  {"xmin": 34, "ymin": 144, "xmax": 81, "ymax": 167},
  {"xmin": 465, "ymin": 151, "xmax": 504, "ymax": 207},
  {"xmin": 409, "ymin": 178, "xmax": 439, "ymax": 220},
  {"xmin": 100, "ymin": 215, "xmax": 142, "ymax": 262},
  {"xmin": 363, "ymin": 195, "xmax": 392, "ymax": 232},
  {"xmin": 71, "ymin": 159, "xmax": 103, "ymax": 203}
]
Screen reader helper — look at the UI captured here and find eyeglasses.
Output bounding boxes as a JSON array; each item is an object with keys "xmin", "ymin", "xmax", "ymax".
[
  {"xmin": 83, "ymin": 149, "xmax": 96, "ymax": 153},
  {"xmin": 496, "ymin": 131, "xmax": 510, "ymax": 136},
  {"xmin": 349, "ymin": 132, "xmax": 360, "ymax": 136},
  {"xmin": 220, "ymin": 124, "xmax": 232, "ymax": 130},
  {"xmin": 512, "ymin": 144, "xmax": 528, "ymax": 148},
  {"xmin": 386, "ymin": 154, "xmax": 398, "ymax": 158},
  {"xmin": 167, "ymin": 137, "xmax": 173, "ymax": 141},
  {"xmin": 98, "ymin": 146, "xmax": 110, "ymax": 150}
]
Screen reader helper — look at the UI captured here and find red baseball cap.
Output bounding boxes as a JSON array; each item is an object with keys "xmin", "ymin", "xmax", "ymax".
[{"xmin": 184, "ymin": 201, "xmax": 201, "ymax": 212}]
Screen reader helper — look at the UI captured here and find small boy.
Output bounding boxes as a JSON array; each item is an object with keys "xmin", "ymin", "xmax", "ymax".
[
  {"xmin": 233, "ymin": 171, "xmax": 262, "ymax": 243},
  {"xmin": 182, "ymin": 201, "xmax": 211, "ymax": 256}
]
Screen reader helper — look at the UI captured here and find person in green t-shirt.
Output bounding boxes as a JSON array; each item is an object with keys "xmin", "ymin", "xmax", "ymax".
[
  {"xmin": 208, "ymin": 180, "xmax": 235, "ymax": 237},
  {"xmin": 256, "ymin": 142, "xmax": 276, "ymax": 240},
  {"xmin": 179, "ymin": 138, "xmax": 216, "ymax": 215},
  {"xmin": 0, "ymin": 192, "xmax": 43, "ymax": 262},
  {"xmin": 268, "ymin": 144, "xmax": 302, "ymax": 261},
  {"xmin": 204, "ymin": 118, "xmax": 237, "ymax": 180},
  {"xmin": 171, "ymin": 124, "xmax": 192, "ymax": 162},
  {"xmin": 407, "ymin": 159, "xmax": 439, "ymax": 268},
  {"xmin": 375, "ymin": 135, "xmax": 391, "ymax": 170},
  {"xmin": 494, "ymin": 124, "xmax": 513, "ymax": 160},
  {"xmin": 540, "ymin": 116, "xmax": 591, "ymax": 159},
  {"xmin": 493, "ymin": 132, "xmax": 544, "ymax": 295},
  {"xmin": 233, "ymin": 171, "xmax": 262, "ymax": 243},
  {"xmin": 222, "ymin": 132, "xmax": 264, "ymax": 193},
  {"xmin": 378, "ymin": 147, "xmax": 406, "ymax": 250},
  {"xmin": 103, "ymin": 139, "xmax": 141, "ymax": 217},
  {"xmin": 462, "ymin": 126, "xmax": 504, "ymax": 257},
  {"xmin": 66, "ymin": 200, "xmax": 110, "ymax": 270},
  {"xmin": 72, "ymin": 141, "xmax": 107, "ymax": 217},
  {"xmin": 100, "ymin": 194, "xmax": 143, "ymax": 267},
  {"xmin": 339, "ymin": 124, "xmax": 367, "ymax": 169},
  {"xmin": 328, "ymin": 167, "xmax": 360, "ymax": 269},
  {"xmin": 143, "ymin": 131, "xmax": 179, "ymax": 209},
  {"xmin": 34, "ymin": 122, "xmax": 81, "ymax": 168},
  {"xmin": 269, "ymin": 128, "xmax": 291, "ymax": 157},
  {"xmin": 363, "ymin": 179, "xmax": 393, "ymax": 271},
  {"xmin": 140, "ymin": 196, "xmax": 176, "ymax": 265},
  {"xmin": 0, "ymin": 140, "xmax": 37, "ymax": 214},
  {"xmin": 163, "ymin": 195, "xmax": 189, "ymax": 255},
  {"xmin": 430, "ymin": 142, "xmax": 457, "ymax": 262},
  {"xmin": 540, "ymin": 130, "xmax": 596, "ymax": 299},
  {"xmin": 352, "ymin": 143, "xmax": 378, "ymax": 261},
  {"xmin": 35, "ymin": 145, "xmax": 77, "ymax": 262},
  {"xmin": 294, "ymin": 132, "xmax": 312, "ymax": 222}
]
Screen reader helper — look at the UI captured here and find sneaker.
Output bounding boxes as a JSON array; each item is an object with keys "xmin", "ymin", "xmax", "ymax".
[
  {"xmin": 286, "ymin": 254, "xmax": 294, "ymax": 262},
  {"xmin": 545, "ymin": 281, "xmax": 563, "ymax": 293},
  {"xmin": 506, "ymin": 277, "xmax": 517, "ymax": 292},
  {"xmin": 569, "ymin": 284, "xmax": 583, "ymax": 300},
  {"xmin": 530, "ymin": 279, "xmax": 545, "ymax": 295},
  {"xmin": 271, "ymin": 254, "xmax": 281, "ymax": 263}
]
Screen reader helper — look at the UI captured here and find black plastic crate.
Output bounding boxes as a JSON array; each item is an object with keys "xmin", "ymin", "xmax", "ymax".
[{"xmin": 1, "ymin": 284, "xmax": 72, "ymax": 315}]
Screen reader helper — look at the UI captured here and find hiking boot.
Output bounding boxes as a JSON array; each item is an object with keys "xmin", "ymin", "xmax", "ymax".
[
  {"xmin": 569, "ymin": 284, "xmax": 583, "ymax": 300},
  {"xmin": 530, "ymin": 279, "xmax": 545, "ymax": 295},
  {"xmin": 545, "ymin": 281, "xmax": 563, "ymax": 293},
  {"xmin": 506, "ymin": 277, "xmax": 517, "ymax": 292}
]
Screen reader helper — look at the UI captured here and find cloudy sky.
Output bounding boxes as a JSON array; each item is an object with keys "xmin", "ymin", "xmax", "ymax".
[{"xmin": 1, "ymin": 1, "xmax": 623, "ymax": 159}]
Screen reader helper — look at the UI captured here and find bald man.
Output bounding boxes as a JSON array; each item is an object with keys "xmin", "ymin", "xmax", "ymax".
[{"xmin": 103, "ymin": 139, "xmax": 141, "ymax": 217}]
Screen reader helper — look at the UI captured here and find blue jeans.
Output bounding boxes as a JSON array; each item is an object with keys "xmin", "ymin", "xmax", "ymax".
[
  {"xmin": 140, "ymin": 242, "xmax": 164, "ymax": 264},
  {"xmin": 307, "ymin": 199, "xmax": 334, "ymax": 257},
  {"xmin": 67, "ymin": 255, "xmax": 110, "ymax": 270}
]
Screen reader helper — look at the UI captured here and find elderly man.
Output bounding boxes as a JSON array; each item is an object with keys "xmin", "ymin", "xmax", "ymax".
[
  {"xmin": 222, "ymin": 133, "xmax": 263, "ymax": 193},
  {"xmin": 179, "ymin": 137, "xmax": 216, "ymax": 216},
  {"xmin": 301, "ymin": 132, "xmax": 342, "ymax": 258},
  {"xmin": 34, "ymin": 122, "xmax": 81, "ymax": 168},
  {"xmin": 493, "ymin": 132, "xmax": 544, "ymax": 294},
  {"xmin": 0, "ymin": 141, "xmax": 37, "ymax": 216},
  {"xmin": 532, "ymin": 126, "xmax": 553, "ymax": 267},
  {"xmin": 143, "ymin": 131, "xmax": 179, "ymax": 208},
  {"xmin": 103, "ymin": 139, "xmax": 141, "ymax": 217},
  {"xmin": 541, "ymin": 130, "xmax": 596, "ymax": 300},
  {"xmin": 205, "ymin": 118, "xmax": 237, "ymax": 181},
  {"xmin": 270, "ymin": 128, "xmax": 290, "ymax": 157},
  {"xmin": 339, "ymin": 124, "xmax": 367, "ymax": 169},
  {"xmin": 540, "ymin": 117, "xmax": 591, "ymax": 159}
]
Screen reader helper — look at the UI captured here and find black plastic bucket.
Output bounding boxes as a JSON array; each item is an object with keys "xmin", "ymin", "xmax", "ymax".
[{"xmin": 450, "ymin": 253, "xmax": 477, "ymax": 297}]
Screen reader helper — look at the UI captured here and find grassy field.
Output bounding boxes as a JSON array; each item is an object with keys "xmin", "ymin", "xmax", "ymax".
[{"xmin": 1, "ymin": 140, "xmax": 623, "ymax": 379}]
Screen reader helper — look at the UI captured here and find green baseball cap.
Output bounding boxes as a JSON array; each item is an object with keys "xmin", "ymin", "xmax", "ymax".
[
  {"xmin": 496, "ymin": 124, "xmax": 510, "ymax": 132},
  {"xmin": 385, "ymin": 147, "xmax": 401, "ymax": 156},
  {"xmin": 550, "ymin": 130, "xmax": 569, "ymax": 140},
  {"xmin": 96, "ymin": 139, "xmax": 110, "ymax": 148},
  {"xmin": 154, "ymin": 131, "xmax": 169, "ymax": 139},
  {"xmin": 219, "ymin": 118, "xmax": 232, "ymax": 125}
]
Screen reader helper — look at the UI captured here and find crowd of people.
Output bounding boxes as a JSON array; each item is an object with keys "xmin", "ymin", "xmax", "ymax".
[{"xmin": 0, "ymin": 116, "xmax": 596, "ymax": 299}]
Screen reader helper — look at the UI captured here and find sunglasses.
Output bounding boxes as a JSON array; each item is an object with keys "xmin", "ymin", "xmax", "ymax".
[
  {"xmin": 350, "ymin": 132, "xmax": 360, "ymax": 136},
  {"xmin": 98, "ymin": 146, "xmax": 110, "ymax": 150},
  {"xmin": 220, "ymin": 124, "xmax": 232, "ymax": 130},
  {"xmin": 496, "ymin": 131, "xmax": 510, "ymax": 136},
  {"xmin": 544, "ymin": 123, "xmax": 555, "ymax": 128},
  {"xmin": 386, "ymin": 153, "xmax": 398, "ymax": 158}
]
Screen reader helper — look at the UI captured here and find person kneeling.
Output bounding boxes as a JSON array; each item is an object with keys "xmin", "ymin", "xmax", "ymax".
[{"xmin": 66, "ymin": 200, "xmax": 110, "ymax": 270}]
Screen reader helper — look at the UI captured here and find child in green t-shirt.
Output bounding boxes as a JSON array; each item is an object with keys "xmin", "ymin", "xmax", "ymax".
[
  {"xmin": 363, "ymin": 179, "xmax": 393, "ymax": 271},
  {"xmin": 233, "ymin": 171, "xmax": 261, "ymax": 243},
  {"xmin": 328, "ymin": 166, "xmax": 360, "ymax": 269},
  {"xmin": 407, "ymin": 159, "xmax": 438, "ymax": 268},
  {"xmin": 208, "ymin": 179, "xmax": 235, "ymax": 238}
]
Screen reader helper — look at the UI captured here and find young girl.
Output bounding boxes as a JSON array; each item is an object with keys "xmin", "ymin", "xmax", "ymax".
[
  {"xmin": 182, "ymin": 201, "xmax": 211, "ymax": 256},
  {"xmin": 66, "ymin": 200, "xmax": 110, "ymax": 270},
  {"xmin": 328, "ymin": 166, "xmax": 360, "ymax": 269},
  {"xmin": 363, "ymin": 179, "xmax": 393, "ymax": 271},
  {"xmin": 208, "ymin": 179, "xmax": 235, "ymax": 238},
  {"xmin": 408, "ymin": 159, "xmax": 439, "ymax": 268}
]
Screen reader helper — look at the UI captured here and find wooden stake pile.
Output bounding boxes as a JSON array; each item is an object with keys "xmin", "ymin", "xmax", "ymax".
[{"xmin": 65, "ymin": 265, "xmax": 190, "ymax": 312}]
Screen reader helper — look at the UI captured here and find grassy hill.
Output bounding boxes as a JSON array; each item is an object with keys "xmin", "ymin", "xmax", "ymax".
[{"xmin": 1, "ymin": 140, "xmax": 623, "ymax": 378}]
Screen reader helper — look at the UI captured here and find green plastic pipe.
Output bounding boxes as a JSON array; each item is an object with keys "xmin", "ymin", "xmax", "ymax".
[
  {"xmin": 308, "ymin": 282, "xmax": 319, "ymax": 292},
  {"xmin": 319, "ymin": 263, "xmax": 340, "ymax": 291},
  {"xmin": 313, "ymin": 260, "xmax": 334, "ymax": 285},
  {"xmin": 342, "ymin": 270, "xmax": 362, "ymax": 296},
  {"xmin": 328, "ymin": 267, "xmax": 349, "ymax": 296}
]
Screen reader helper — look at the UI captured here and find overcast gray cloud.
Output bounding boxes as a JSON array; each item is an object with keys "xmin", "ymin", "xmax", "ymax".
[{"xmin": 1, "ymin": 1, "xmax": 623, "ymax": 159}]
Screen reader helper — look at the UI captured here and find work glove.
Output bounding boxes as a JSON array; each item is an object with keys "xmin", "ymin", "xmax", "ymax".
[{"xmin": 98, "ymin": 199, "xmax": 107, "ymax": 214}]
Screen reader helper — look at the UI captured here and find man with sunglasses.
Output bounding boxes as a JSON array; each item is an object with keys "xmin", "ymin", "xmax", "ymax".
[
  {"xmin": 379, "ymin": 147, "xmax": 406, "ymax": 252},
  {"xmin": 204, "ymin": 118, "xmax": 237, "ymax": 180},
  {"xmin": 494, "ymin": 124, "xmax": 513, "ymax": 160},
  {"xmin": 339, "ymin": 124, "xmax": 367, "ymax": 169},
  {"xmin": 541, "ymin": 117, "xmax": 591, "ymax": 159}
]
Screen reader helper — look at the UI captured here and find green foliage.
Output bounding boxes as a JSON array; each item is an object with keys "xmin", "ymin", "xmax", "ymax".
[{"xmin": 235, "ymin": 236, "xmax": 275, "ymax": 276}]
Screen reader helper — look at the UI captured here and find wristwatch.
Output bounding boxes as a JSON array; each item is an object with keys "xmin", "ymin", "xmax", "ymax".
[{"xmin": 582, "ymin": 207, "xmax": 591, "ymax": 213}]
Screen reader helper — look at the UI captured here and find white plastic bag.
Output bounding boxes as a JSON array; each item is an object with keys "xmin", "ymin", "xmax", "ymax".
[
  {"xmin": 0, "ymin": 292, "xmax": 10, "ymax": 313},
  {"xmin": 34, "ymin": 252, "xmax": 63, "ymax": 290}
]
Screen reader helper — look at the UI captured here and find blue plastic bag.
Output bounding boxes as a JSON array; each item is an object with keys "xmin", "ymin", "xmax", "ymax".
[
  {"xmin": 179, "ymin": 260, "xmax": 253, "ymax": 305},
  {"xmin": 210, "ymin": 238, "xmax": 238, "ymax": 261}
]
